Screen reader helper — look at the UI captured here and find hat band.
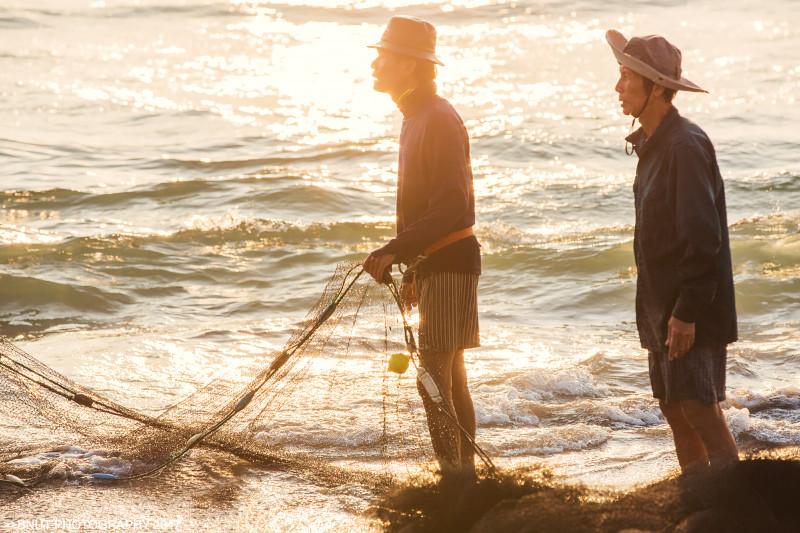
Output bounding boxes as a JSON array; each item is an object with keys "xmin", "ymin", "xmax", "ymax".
[{"xmin": 369, "ymin": 39, "xmax": 443, "ymax": 65}]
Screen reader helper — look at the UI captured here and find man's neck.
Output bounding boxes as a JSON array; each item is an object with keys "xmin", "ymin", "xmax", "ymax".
[
  {"xmin": 389, "ymin": 80, "xmax": 418, "ymax": 109},
  {"xmin": 639, "ymin": 101, "xmax": 673, "ymax": 137}
]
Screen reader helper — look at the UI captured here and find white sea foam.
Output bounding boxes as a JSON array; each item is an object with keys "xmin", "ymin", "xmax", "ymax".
[
  {"xmin": 254, "ymin": 425, "xmax": 383, "ymax": 449},
  {"xmin": 475, "ymin": 403, "xmax": 540, "ymax": 426},
  {"xmin": 8, "ymin": 446, "xmax": 134, "ymax": 480},
  {"xmin": 727, "ymin": 386, "xmax": 800, "ymax": 412},
  {"xmin": 470, "ymin": 367, "xmax": 611, "ymax": 428},
  {"xmin": 748, "ymin": 421, "xmax": 800, "ymax": 445},
  {"xmin": 507, "ymin": 367, "xmax": 608, "ymax": 400},
  {"xmin": 725, "ymin": 407, "xmax": 752, "ymax": 438},
  {"xmin": 723, "ymin": 406, "xmax": 800, "ymax": 445},
  {"xmin": 487, "ymin": 424, "xmax": 610, "ymax": 457},
  {"xmin": 604, "ymin": 406, "xmax": 662, "ymax": 427}
]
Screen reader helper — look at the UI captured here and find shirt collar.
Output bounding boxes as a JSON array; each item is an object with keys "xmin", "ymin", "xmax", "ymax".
[
  {"xmin": 396, "ymin": 83, "xmax": 437, "ymax": 117},
  {"xmin": 625, "ymin": 106, "xmax": 680, "ymax": 156}
]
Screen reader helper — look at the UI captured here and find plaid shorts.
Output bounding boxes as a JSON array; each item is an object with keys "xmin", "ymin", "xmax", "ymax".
[
  {"xmin": 416, "ymin": 272, "xmax": 480, "ymax": 353},
  {"xmin": 648, "ymin": 344, "xmax": 727, "ymax": 404}
]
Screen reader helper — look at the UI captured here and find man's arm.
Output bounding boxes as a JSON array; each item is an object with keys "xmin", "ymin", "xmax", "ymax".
[{"xmin": 667, "ymin": 140, "xmax": 722, "ymax": 358}]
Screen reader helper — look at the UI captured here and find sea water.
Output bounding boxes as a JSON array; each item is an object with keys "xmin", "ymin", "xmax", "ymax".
[{"xmin": 1, "ymin": 0, "xmax": 799, "ymax": 530}]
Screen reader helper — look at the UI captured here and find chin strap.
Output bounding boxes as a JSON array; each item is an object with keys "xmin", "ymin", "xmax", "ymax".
[
  {"xmin": 625, "ymin": 85, "xmax": 654, "ymax": 156},
  {"xmin": 394, "ymin": 86, "xmax": 417, "ymax": 114}
]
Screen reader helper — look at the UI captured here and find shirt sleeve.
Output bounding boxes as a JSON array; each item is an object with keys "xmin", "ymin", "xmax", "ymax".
[
  {"xmin": 669, "ymin": 141, "xmax": 722, "ymax": 323},
  {"xmin": 376, "ymin": 111, "xmax": 471, "ymax": 261}
]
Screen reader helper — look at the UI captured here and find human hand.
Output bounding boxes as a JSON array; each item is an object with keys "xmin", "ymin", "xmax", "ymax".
[
  {"xmin": 400, "ymin": 280, "xmax": 417, "ymax": 312},
  {"xmin": 363, "ymin": 251, "xmax": 396, "ymax": 283},
  {"xmin": 666, "ymin": 316, "xmax": 696, "ymax": 360}
]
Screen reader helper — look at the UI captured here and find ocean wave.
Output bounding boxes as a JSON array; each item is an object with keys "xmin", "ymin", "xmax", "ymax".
[
  {"xmin": 0, "ymin": 207, "xmax": 796, "ymax": 312},
  {"xmin": 486, "ymin": 424, "xmax": 610, "ymax": 457},
  {"xmin": 8, "ymin": 445, "xmax": 134, "ymax": 481},
  {"xmin": 0, "ymin": 224, "xmax": 63, "ymax": 245},
  {"xmin": 0, "ymin": 274, "xmax": 133, "ymax": 314},
  {"xmin": 237, "ymin": 184, "xmax": 371, "ymax": 213},
  {"xmin": 734, "ymin": 242, "xmax": 800, "ymax": 275},
  {"xmin": 734, "ymin": 277, "xmax": 800, "ymax": 317},
  {"xmin": 0, "ymin": 219, "xmax": 393, "ymax": 262},
  {"xmin": 480, "ymin": 231, "xmax": 635, "ymax": 278},
  {"xmin": 509, "ymin": 367, "xmax": 608, "ymax": 400},
  {"xmin": 747, "ymin": 422, "xmax": 800, "ymax": 446},
  {"xmin": 478, "ymin": 213, "xmax": 798, "ymax": 280},
  {"xmin": 728, "ymin": 386, "xmax": 800, "ymax": 413},
  {"xmin": 473, "ymin": 368, "xmax": 607, "ymax": 428},
  {"xmin": 2, "ymin": 215, "xmax": 792, "ymax": 287},
  {"xmin": 0, "ymin": 9, "xmax": 45, "ymax": 29},
  {"xmin": 0, "ymin": 235, "xmax": 171, "ymax": 266},
  {"xmin": 475, "ymin": 401, "xmax": 540, "ymax": 427},
  {"xmin": 0, "ymin": 182, "xmax": 219, "ymax": 210},
  {"xmin": 169, "ymin": 218, "xmax": 393, "ymax": 246},
  {"xmin": 478, "ymin": 212, "xmax": 799, "ymax": 256},
  {"xmin": 602, "ymin": 397, "xmax": 662, "ymax": 428},
  {"xmin": 9, "ymin": 3, "xmax": 239, "ymax": 21},
  {"xmin": 253, "ymin": 425, "xmax": 384, "ymax": 450},
  {"xmin": 99, "ymin": 3, "xmax": 240, "ymax": 19},
  {"xmin": 725, "ymin": 407, "xmax": 800, "ymax": 446},
  {"xmin": 0, "ymin": 137, "xmax": 84, "ymax": 163},
  {"xmin": 730, "ymin": 213, "xmax": 800, "ymax": 238},
  {"xmin": 0, "ymin": 175, "xmax": 376, "ymax": 213},
  {"xmin": 154, "ymin": 147, "xmax": 380, "ymax": 172},
  {"xmin": 260, "ymin": 1, "xmax": 572, "ymax": 25},
  {"xmin": 478, "ymin": 221, "xmax": 634, "ymax": 252},
  {"xmin": 729, "ymin": 170, "xmax": 800, "ymax": 193},
  {"xmin": 543, "ymin": 392, "xmax": 668, "ymax": 429}
]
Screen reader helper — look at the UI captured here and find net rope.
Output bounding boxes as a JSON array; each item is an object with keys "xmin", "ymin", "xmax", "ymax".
[{"xmin": 0, "ymin": 263, "xmax": 495, "ymax": 492}]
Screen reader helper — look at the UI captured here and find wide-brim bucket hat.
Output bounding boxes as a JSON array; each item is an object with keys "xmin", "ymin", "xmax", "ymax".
[
  {"xmin": 606, "ymin": 29, "xmax": 706, "ymax": 93},
  {"xmin": 369, "ymin": 15, "xmax": 444, "ymax": 66}
]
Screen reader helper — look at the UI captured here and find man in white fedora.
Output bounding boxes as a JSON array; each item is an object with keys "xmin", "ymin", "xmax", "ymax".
[
  {"xmin": 362, "ymin": 16, "xmax": 481, "ymax": 479},
  {"xmin": 606, "ymin": 30, "xmax": 739, "ymax": 474}
]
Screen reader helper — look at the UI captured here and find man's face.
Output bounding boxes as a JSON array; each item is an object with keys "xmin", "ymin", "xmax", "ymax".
[
  {"xmin": 615, "ymin": 65, "xmax": 649, "ymax": 117},
  {"xmin": 371, "ymin": 49, "xmax": 415, "ymax": 94}
]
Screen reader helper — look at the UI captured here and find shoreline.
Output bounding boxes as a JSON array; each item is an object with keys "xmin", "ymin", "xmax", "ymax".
[{"xmin": 371, "ymin": 446, "xmax": 800, "ymax": 532}]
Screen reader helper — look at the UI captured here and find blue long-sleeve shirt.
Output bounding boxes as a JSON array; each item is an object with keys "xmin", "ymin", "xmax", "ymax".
[
  {"xmin": 628, "ymin": 106, "xmax": 737, "ymax": 351},
  {"xmin": 377, "ymin": 84, "xmax": 481, "ymax": 278}
]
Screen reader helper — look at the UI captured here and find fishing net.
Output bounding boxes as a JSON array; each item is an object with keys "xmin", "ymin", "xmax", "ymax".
[{"xmin": 0, "ymin": 262, "xmax": 472, "ymax": 491}]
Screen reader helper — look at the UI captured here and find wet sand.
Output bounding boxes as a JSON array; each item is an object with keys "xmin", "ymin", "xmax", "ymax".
[
  {"xmin": 3, "ymin": 445, "xmax": 799, "ymax": 531},
  {"xmin": 370, "ymin": 447, "xmax": 800, "ymax": 532}
]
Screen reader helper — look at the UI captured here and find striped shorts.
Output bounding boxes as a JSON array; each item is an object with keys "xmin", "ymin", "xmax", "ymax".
[
  {"xmin": 416, "ymin": 272, "xmax": 480, "ymax": 353},
  {"xmin": 648, "ymin": 344, "xmax": 727, "ymax": 404}
]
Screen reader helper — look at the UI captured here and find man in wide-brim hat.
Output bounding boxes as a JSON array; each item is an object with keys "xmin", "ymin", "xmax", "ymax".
[
  {"xmin": 362, "ymin": 15, "xmax": 482, "ymax": 479},
  {"xmin": 607, "ymin": 29, "xmax": 739, "ymax": 474}
]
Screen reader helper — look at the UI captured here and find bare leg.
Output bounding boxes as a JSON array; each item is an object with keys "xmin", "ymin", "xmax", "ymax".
[
  {"xmin": 680, "ymin": 400, "xmax": 739, "ymax": 469},
  {"xmin": 659, "ymin": 400, "xmax": 710, "ymax": 475},
  {"xmin": 417, "ymin": 349, "xmax": 461, "ymax": 475},
  {"xmin": 451, "ymin": 349, "xmax": 476, "ymax": 475}
]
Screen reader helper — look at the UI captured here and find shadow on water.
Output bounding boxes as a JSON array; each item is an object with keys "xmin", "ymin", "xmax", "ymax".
[{"xmin": 369, "ymin": 455, "xmax": 800, "ymax": 532}]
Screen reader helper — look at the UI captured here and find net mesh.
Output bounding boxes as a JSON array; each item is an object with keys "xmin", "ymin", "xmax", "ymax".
[{"xmin": 0, "ymin": 263, "xmax": 437, "ymax": 489}]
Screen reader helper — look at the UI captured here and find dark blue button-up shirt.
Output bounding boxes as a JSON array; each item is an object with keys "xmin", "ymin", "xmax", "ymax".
[{"xmin": 627, "ymin": 107, "xmax": 737, "ymax": 352}]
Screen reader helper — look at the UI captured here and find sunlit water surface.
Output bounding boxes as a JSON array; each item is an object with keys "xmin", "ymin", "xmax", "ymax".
[{"xmin": 1, "ymin": 0, "xmax": 799, "ymax": 529}]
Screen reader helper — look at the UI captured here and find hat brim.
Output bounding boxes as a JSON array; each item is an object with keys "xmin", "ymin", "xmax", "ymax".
[
  {"xmin": 605, "ymin": 29, "xmax": 706, "ymax": 93},
  {"xmin": 368, "ymin": 40, "xmax": 444, "ymax": 66}
]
